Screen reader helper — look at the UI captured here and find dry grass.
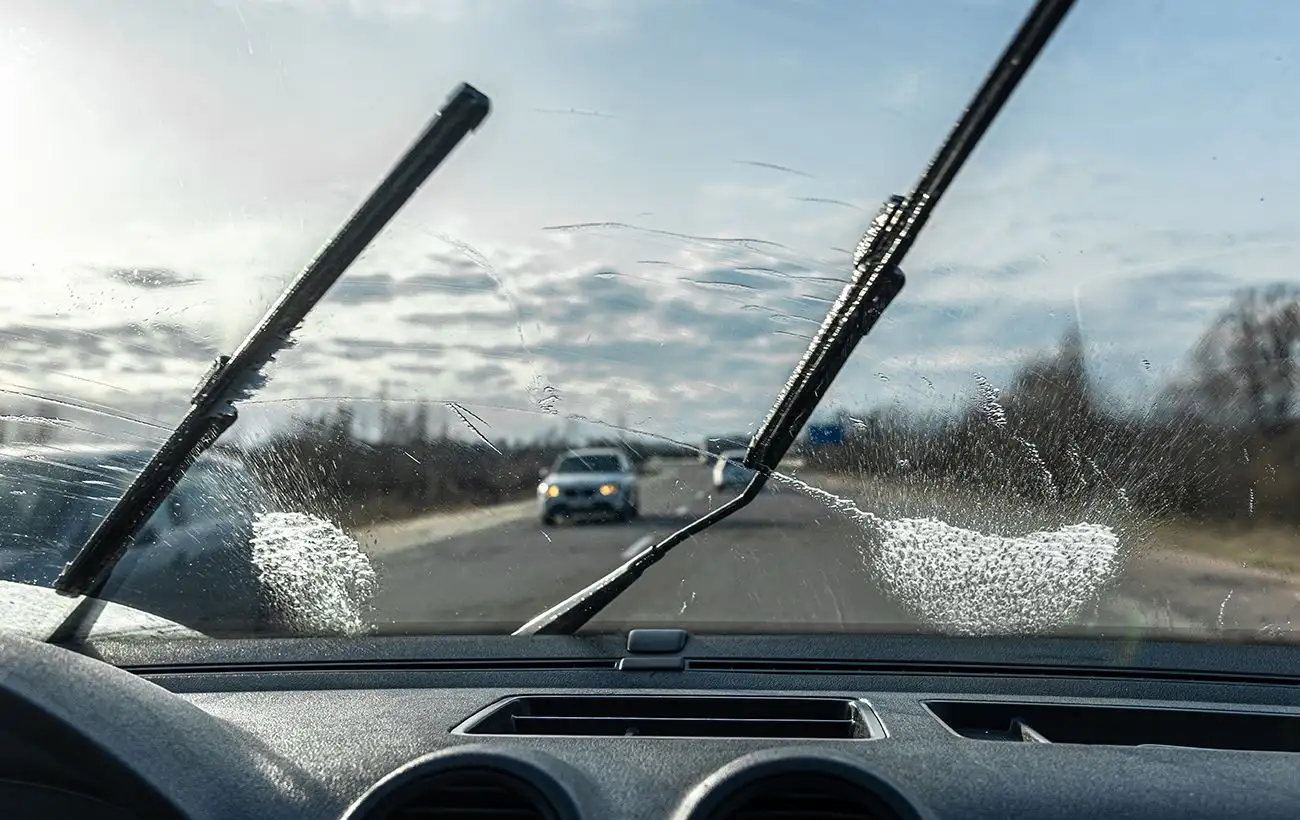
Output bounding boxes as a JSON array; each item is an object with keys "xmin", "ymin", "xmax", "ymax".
[
  {"xmin": 1142, "ymin": 517, "xmax": 1300, "ymax": 576},
  {"xmin": 795, "ymin": 468, "xmax": 1300, "ymax": 577}
]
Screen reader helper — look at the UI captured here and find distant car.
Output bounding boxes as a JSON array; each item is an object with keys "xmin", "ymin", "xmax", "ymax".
[
  {"xmin": 712, "ymin": 448, "xmax": 755, "ymax": 490},
  {"xmin": 538, "ymin": 448, "xmax": 639, "ymax": 525},
  {"xmin": 0, "ymin": 443, "xmax": 283, "ymax": 634},
  {"xmin": 700, "ymin": 434, "xmax": 750, "ymax": 464}
]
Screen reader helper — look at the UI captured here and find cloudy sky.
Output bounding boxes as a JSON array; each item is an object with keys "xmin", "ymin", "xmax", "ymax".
[{"xmin": 1, "ymin": 0, "xmax": 1298, "ymax": 447}]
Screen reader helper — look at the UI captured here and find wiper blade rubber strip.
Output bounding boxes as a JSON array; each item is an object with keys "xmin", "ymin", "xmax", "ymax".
[
  {"xmin": 53, "ymin": 83, "xmax": 491, "ymax": 598},
  {"xmin": 513, "ymin": 0, "xmax": 1077, "ymax": 636}
]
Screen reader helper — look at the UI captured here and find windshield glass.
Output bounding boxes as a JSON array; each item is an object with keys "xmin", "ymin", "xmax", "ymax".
[
  {"xmin": 0, "ymin": 452, "xmax": 136, "ymax": 555},
  {"xmin": 3, "ymin": 0, "xmax": 1299, "ymax": 644},
  {"xmin": 555, "ymin": 455, "xmax": 624, "ymax": 475}
]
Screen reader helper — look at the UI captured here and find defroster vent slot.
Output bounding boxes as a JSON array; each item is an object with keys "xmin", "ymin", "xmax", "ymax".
[
  {"xmin": 456, "ymin": 695, "xmax": 883, "ymax": 739},
  {"xmin": 927, "ymin": 700, "xmax": 1300, "ymax": 752}
]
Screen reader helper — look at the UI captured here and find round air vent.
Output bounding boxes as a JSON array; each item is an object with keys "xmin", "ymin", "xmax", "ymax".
[
  {"xmin": 707, "ymin": 772, "xmax": 903, "ymax": 820},
  {"xmin": 355, "ymin": 767, "xmax": 560, "ymax": 820}
]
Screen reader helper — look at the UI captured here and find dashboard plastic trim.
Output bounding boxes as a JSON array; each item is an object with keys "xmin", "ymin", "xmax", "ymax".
[{"xmin": 87, "ymin": 633, "xmax": 1300, "ymax": 685}]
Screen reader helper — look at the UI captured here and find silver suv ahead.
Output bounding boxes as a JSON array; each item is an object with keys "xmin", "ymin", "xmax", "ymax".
[{"xmin": 537, "ymin": 448, "xmax": 639, "ymax": 525}]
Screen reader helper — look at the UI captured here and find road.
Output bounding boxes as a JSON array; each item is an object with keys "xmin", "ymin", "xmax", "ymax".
[
  {"xmin": 364, "ymin": 460, "xmax": 1300, "ymax": 636},
  {"xmin": 367, "ymin": 460, "xmax": 913, "ymax": 632}
]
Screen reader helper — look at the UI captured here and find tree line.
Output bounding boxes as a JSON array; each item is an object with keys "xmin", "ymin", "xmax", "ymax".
[
  {"xmin": 236, "ymin": 404, "xmax": 693, "ymax": 527},
  {"xmin": 805, "ymin": 283, "xmax": 1300, "ymax": 525}
]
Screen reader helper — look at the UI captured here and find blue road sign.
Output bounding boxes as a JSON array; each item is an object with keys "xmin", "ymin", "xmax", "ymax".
[{"xmin": 807, "ymin": 423, "xmax": 844, "ymax": 446}]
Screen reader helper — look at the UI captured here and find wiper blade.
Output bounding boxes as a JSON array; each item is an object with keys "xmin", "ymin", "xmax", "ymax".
[
  {"xmin": 513, "ymin": 0, "xmax": 1077, "ymax": 636},
  {"xmin": 746, "ymin": 195, "xmax": 908, "ymax": 469},
  {"xmin": 53, "ymin": 83, "xmax": 491, "ymax": 599}
]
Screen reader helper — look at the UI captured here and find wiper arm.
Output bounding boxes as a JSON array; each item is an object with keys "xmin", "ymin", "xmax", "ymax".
[
  {"xmin": 513, "ymin": 0, "xmax": 1077, "ymax": 636},
  {"xmin": 53, "ymin": 83, "xmax": 491, "ymax": 599}
]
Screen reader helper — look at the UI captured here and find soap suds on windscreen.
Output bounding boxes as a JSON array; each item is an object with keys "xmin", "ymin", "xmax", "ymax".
[
  {"xmin": 250, "ymin": 512, "xmax": 377, "ymax": 635},
  {"xmin": 772, "ymin": 473, "xmax": 1122, "ymax": 634}
]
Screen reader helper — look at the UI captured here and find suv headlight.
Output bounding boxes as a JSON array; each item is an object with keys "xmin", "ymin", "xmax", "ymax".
[{"xmin": 598, "ymin": 483, "xmax": 619, "ymax": 496}]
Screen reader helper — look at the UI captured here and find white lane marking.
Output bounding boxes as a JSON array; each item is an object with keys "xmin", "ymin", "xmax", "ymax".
[{"xmin": 621, "ymin": 535, "xmax": 656, "ymax": 560}]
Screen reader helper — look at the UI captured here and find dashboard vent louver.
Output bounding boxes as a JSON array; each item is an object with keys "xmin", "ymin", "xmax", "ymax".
[
  {"xmin": 926, "ymin": 700, "xmax": 1300, "ymax": 751},
  {"xmin": 364, "ymin": 768, "xmax": 556, "ymax": 820},
  {"xmin": 709, "ymin": 773, "xmax": 902, "ymax": 820},
  {"xmin": 457, "ymin": 695, "xmax": 881, "ymax": 739}
]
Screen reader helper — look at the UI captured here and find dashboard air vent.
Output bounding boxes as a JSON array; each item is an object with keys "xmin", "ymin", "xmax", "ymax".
[
  {"xmin": 361, "ymin": 768, "xmax": 557, "ymax": 820},
  {"xmin": 709, "ymin": 773, "xmax": 902, "ymax": 820},
  {"xmin": 927, "ymin": 700, "xmax": 1300, "ymax": 751},
  {"xmin": 457, "ymin": 695, "xmax": 881, "ymax": 739}
]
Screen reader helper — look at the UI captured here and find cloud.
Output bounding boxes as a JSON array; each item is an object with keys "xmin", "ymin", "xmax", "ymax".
[
  {"xmin": 104, "ymin": 267, "xmax": 200, "ymax": 290},
  {"xmin": 234, "ymin": 0, "xmax": 474, "ymax": 23},
  {"xmin": 1, "ymin": 205, "xmax": 1280, "ymax": 446},
  {"xmin": 329, "ymin": 338, "xmax": 449, "ymax": 362},
  {"xmin": 522, "ymin": 270, "xmax": 656, "ymax": 324},
  {"xmin": 5, "ymin": 0, "xmax": 1300, "ymax": 449},
  {"xmin": 458, "ymin": 362, "xmax": 514, "ymax": 385},
  {"xmin": 327, "ymin": 273, "xmax": 401, "ymax": 307},
  {"xmin": 0, "ymin": 322, "xmax": 216, "ymax": 367},
  {"xmin": 400, "ymin": 311, "xmax": 518, "ymax": 329},
  {"xmin": 329, "ymin": 268, "xmax": 502, "ymax": 306}
]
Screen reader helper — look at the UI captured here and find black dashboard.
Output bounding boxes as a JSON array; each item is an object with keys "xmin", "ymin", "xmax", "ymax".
[{"xmin": 6, "ymin": 630, "xmax": 1300, "ymax": 819}]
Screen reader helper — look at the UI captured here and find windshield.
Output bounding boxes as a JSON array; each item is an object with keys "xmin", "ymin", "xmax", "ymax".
[
  {"xmin": 555, "ymin": 455, "xmax": 624, "ymax": 475},
  {"xmin": 3, "ymin": 0, "xmax": 1299, "ymax": 645},
  {"xmin": 0, "ymin": 453, "xmax": 134, "ymax": 554}
]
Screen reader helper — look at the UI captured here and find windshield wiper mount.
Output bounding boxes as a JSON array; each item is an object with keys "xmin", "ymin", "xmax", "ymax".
[{"xmin": 512, "ymin": 0, "xmax": 1078, "ymax": 636}]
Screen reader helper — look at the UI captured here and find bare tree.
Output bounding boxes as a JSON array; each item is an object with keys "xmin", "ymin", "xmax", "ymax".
[
  {"xmin": 1183, "ymin": 284, "xmax": 1300, "ymax": 432},
  {"xmin": 1003, "ymin": 322, "xmax": 1093, "ymax": 424}
]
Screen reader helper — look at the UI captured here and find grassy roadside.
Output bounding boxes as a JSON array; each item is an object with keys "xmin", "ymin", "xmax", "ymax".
[
  {"xmin": 790, "ymin": 468, "xmax": 1300, "ymax": 578},
  {"xmin": 1143, "ymin": 517, "xmax": 1300, "ymax": 576}
]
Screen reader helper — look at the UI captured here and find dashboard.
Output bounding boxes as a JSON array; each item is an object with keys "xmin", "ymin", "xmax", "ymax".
[{"xmin": 5, "ymin": 629, "xmax": 1300, "ymax": 819}]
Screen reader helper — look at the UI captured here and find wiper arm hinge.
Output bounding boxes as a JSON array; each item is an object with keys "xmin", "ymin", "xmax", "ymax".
[{"xmin": 53, "ymin": 82, "xmax": 491, "ymax": 599}]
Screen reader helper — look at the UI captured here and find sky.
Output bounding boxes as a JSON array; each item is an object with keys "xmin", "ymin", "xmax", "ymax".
[{"xmin": 1, "ymin": 0, "xmax": 1299, "ymax": 448}]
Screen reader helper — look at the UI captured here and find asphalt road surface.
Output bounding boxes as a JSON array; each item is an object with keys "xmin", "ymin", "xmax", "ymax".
[
  {"xmin": 367, "ymin": 459, "xmax": 1300, "ymax": 636},
  {"xmin": 369, "ymin": 460, "xmax": 917, "ymax": 633}
]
